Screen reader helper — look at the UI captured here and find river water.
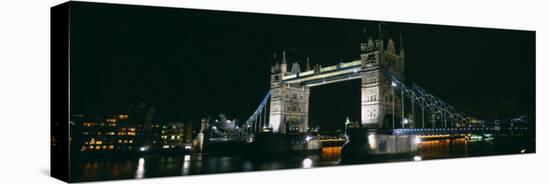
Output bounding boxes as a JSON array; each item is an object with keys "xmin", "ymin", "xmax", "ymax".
[{"xmin": 71, "ymin": 137, "xmax": 534, "ymax": 182}]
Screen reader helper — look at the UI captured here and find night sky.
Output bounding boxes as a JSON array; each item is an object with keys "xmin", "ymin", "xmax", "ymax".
[{"xmin": 68, "ymin": 2, "xmax": 535, "ymax": 131}]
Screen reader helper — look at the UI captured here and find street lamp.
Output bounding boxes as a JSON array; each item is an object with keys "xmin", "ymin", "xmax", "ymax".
[{"xmin": 210, "ymin": 126, "xmax": 217, "ymax": 138}]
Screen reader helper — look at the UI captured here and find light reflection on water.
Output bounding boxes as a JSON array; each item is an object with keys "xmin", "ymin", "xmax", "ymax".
[
  {"xmin": 302, "ymin": 158, "xmax": 313, "ymax": 168},
  {"xmin": 135, "ymin": 158, "xmax": 144, "ymax": 179},
  {"xmin": 181, "ymin": 155, "xmax": 190, "ymax": 175},
  {"xmin": 73, "ymin": 137, "xmax": 532, "ymax": 182}
]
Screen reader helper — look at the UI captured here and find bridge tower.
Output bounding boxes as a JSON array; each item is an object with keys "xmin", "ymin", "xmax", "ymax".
[
  {"xmin": 360, "ymin": 23, "xmax": 405, "ymax": 128},
  {"xmin": 269, "ymin": 51, "xmax": 310, "ymax": 133}
]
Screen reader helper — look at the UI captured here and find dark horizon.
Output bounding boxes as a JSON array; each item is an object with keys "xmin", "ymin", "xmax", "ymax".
[{"xmin": 68, "ymin": 2, "xmax": 535, "ymax": 130}]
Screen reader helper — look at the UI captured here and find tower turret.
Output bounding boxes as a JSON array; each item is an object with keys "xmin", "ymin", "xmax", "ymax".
[
  {"xmin": 280, "ymin": 51, "xmax": 287, "ymax": 75},
  {"xmin": 291, "ymin": 62, "xmax": 301, "ymax": 74},
  {"xmin": 387, "ymin": 38, "xmax": 396, "ymax": 54},
  {"xmin": 305, "ymin": 57, "xmax": 311, "ymax": 71}
]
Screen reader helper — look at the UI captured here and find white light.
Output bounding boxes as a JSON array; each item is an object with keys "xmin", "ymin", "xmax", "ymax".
[
  {"xmin": 391, "ymin": 81, "xmax": 397, "ymax": 87},
  {"xmin": 212, "ymin": 126, "xmax": 217, "ymax": 130},
  {"xmin": 368, "ymin": 134, "xmax": 377, "ymax": 150},
  {"xmin": 403, "ymin": 118, "xmax": 409, "ymax": 124},
  {"xmin": 302, "ymin": 158, "xmax": 313, "ymax": 168},
  {"xmin": 185, "ymin": 145, "xmax": 192, "ymax": 150},
  {"xmin": 521, "ymin": 149, "xmax": 526, "ymax": 153},
  {"xmin": 414, "ymin": 136, "xmax": 421, "ymax": 144},
  {"xmin": 305, "ymin": 136, "xmax": 313, "ymax": 142},
  {"xmin": 246, "ymin": 137, "xmax": 254, "ymax": 143},
  {"xmin": 136, "ymin": 158, "xmax": 145, "ymax": 179},
  {"xmin": 140, "ymin": 147, "xmax": 147, "ymax": 152},
  {"xmin": 413, "ymin": 156, "xmax": 422, "ymax": 161},
  {"xmin": 182, "ymin": 156, "xmax": 190, "ymax": 175}
]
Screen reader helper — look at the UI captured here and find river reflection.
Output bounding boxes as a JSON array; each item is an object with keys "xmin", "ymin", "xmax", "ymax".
[{"xmin": 72, "ymin": 137, "xmax": 533, "ymax": 182}]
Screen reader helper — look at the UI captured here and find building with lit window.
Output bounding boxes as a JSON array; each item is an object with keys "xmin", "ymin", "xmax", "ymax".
[
  {"xmin": 72, "ymin": 113, "xmax": 137, "ymax": 153},
  {"xmin": 149, "ymin": 122, "xmax": 193, "ymax": 151}
]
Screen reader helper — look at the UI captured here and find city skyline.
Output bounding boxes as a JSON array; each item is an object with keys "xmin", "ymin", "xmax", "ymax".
[
  {"xmin": 51, "ymin": 2, "xmax": 536, "ymax": 182},
  {"xmin": 69, "ymin": 2, "xmax": 535, "ymax": 130}
]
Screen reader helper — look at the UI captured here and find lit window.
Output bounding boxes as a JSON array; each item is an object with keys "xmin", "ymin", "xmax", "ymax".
[{"xmin": 118, "ymin": 114, "xmax": 128, "ymax": 120}]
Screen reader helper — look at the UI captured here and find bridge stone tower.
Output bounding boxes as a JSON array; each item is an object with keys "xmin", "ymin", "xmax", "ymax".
[
  {"xmin": 269, "ymin": 51, "xmax": 310, "ymax": 133},
  {"xmin": 360, "ymin": 24, "xmax": 405, "ymax": 128},
  {"xmin": 266, "ymin": 23, "xmax": 405, "ymax": 133}
]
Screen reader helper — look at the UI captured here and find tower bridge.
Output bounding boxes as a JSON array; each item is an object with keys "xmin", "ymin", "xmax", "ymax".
[
  {"xmin": 268, "ymin": 24, "xmax": 404, "ymax": 133},
  {"xmin": 208, "ymin": 23, "xmax": 531, "ymax": 141}
]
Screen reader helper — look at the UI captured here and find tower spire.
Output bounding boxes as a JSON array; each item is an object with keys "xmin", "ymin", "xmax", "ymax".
[
  {"xmin": 280, "ymin": 50, "xmax": 287, "ymax": 74},
  {"xmin": 282, "ymin": 50, "xmax": 287, "ymax": 64},
  {"xmin": 306, "ymin": 57, "xmax": 311, "ymax": 71}
]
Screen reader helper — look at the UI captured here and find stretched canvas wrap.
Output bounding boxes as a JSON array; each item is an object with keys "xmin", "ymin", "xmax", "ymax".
[{"xmin": 51, "ymin": 1, "xmax": 536, "ymax": 182}]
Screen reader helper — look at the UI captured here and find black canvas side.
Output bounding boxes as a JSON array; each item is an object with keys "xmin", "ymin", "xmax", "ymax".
[{"xmin": 51, "ymin": 2, "xmax": 70, "ymax": 183}]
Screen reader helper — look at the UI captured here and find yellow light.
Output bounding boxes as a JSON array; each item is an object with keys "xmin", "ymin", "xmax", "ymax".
[{"xmin": 118, "ymin": 114, "xmax": 128, "ymax": 120}]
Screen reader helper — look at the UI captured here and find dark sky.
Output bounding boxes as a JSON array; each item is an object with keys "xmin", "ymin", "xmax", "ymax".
[{"xmin": 68, "ymin": 2, "xmax": 535, "ymax": 130}]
